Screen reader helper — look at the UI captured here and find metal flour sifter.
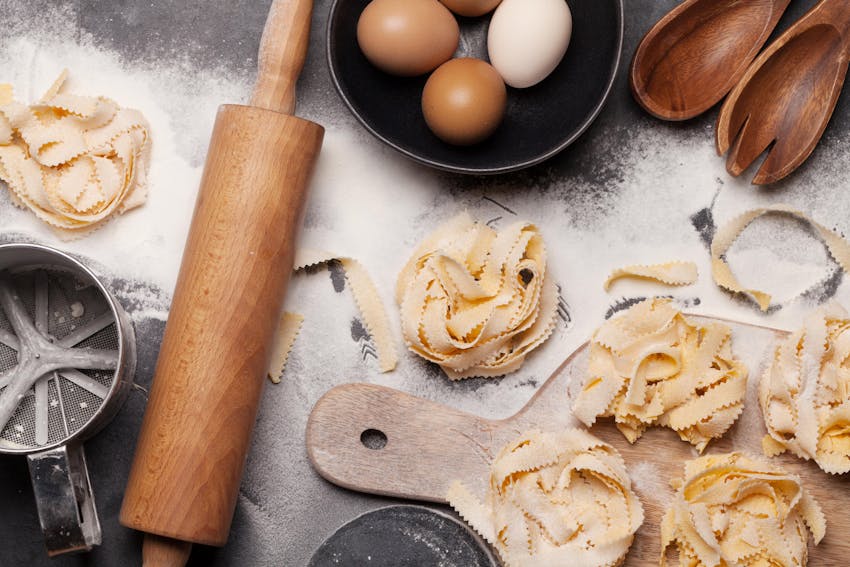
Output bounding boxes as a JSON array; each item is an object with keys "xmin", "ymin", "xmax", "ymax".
[{"xmin": 0, "ymin": 243, "xmax": 135, "ymax": 556}]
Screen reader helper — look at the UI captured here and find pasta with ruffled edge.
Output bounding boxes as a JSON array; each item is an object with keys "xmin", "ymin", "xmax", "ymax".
[
  {"xmin": 711, "ymin": 204, "xmax": 850, "ymax": 312},
  {"xmin": 603, "ymin": 261, "xmax": 698, "ymax": 291},
  {"xmin": 0, "ymin": 71, "xmax": 150, "ymax": 239},
  {"xmin": 447, "ymin": 429, "xmax": 644, "ymax": 567},
  {"xmin": 573, "ymin": 298, "xmax": 748, "ymax": 452},
  {"xmin": 266, "ymin": 249, "xmax": 399, "ymax": 382},
  {"xmin": 396, "ymin": 213, "xmax": 558, "ymax": 380},
  {"xmin": 661, "ymin": 452, "xmax": 825, "ymax": 567},
  {"xmin": 760, "ymin": 302, "xmax": 850, "ymax": 474}
]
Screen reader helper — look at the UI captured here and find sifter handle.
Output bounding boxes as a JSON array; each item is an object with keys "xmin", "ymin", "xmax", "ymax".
[
  {"xmin": 251, "ymin": 0, "xmax": 315, "ymax": 114},
  {"xmin": 27, "ymin": 444, "xmax": 101, "ymax": 556}
]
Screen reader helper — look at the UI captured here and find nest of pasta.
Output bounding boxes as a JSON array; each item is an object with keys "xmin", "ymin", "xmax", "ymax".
[
  {"xmin": 0, "ymin": 71, "xmax": 150, "ymax": 238},
  {"xmin": 573, "ymin": 298, "xmax": 748, "ymax": 452},
  {"xmin": 447, "ymin": 429, "xmax": 644, "ymax": 567},
  {"xmin": 761, "ymin": 303, "xmax": 850, "ymax": 474},
  {"xmin": 396, "ymin": 213, "xmax": 558, "ymax": 380},
  {"xmin": 661, "ymin": 452, "xmax": 825, "ymax": 567}
]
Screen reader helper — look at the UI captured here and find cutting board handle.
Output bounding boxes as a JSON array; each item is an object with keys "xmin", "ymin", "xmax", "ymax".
[
  {"xmin": 306, "ymin": 383, "xmax": 500, "ymax": 502},
  {"xmin": 251, "ymin": 0, "xmax": 315, "ymax": 114}
]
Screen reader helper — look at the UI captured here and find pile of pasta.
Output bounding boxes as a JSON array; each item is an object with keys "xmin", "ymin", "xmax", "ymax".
[
  {"xmin": 447, "ymin": 429, "xmax": 643, "ymax": 567},
  {"xmin": 0, "ymin": 71, "xmax": 150, "ymax": 238},
  {"xmin": 661, "ymin": 452, "xmax": 825, "ymax": 567},
  {"xmin": 396, "ymin": 213, "xmax": 557, "ymax": 380},
  {"xmin": 761, "ymin": 303, "xmax": 850, "ymax": 474},
  {"xmin": 573, "ymin": 298, "xmax": 748, "ymax": 452}
]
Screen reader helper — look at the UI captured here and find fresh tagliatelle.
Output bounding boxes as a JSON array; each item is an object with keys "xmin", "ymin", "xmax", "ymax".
[
  {"xmin": 711, "ymin": 204, "xmax": 850, "ymax": 311},
  {"xmin": 266, "ymin": 249, "xmax": 398, "ymax": 382},
  {"xmin": 573, "ymin": 298, "xmax": 748, "ymax": 452},
  {"xmin": 267, "ymin": 312, "xmax": 304, "ymax": 384},
  {"xmin": 760, "ymin": 302, "xmax": 850, "ymax": 474},
  {"xmin": 447, "ymin": 429, "xmax": 644, "ymax": 567},
  {"xmin": 661, "ymin": 452, "xmax": 825, "ymax": 567},
  {"xmin": 0, "ymin": 71, "xmax": 150, "ymax": 238},
  {"xmin": 396, "ymin": 213, "xmax": 558, "ymax": 380},
  {"xmin": 603, "ymin": 261, "xmax": 698, "ymax": 291}
]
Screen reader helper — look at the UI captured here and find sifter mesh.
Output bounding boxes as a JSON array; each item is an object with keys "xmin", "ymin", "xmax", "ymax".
[{"xmin": 0, "ymin": 268, "xmax": 119, "ymax": 451}]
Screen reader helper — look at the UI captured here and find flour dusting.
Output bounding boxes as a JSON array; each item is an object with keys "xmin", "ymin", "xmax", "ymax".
[
  {"xmin": 4, "ymin": 1, "xmax": 850, "ymax": 566},
  {"xmin": 0, "ymin": 7, "xmax": 251, "ymax": 318}
]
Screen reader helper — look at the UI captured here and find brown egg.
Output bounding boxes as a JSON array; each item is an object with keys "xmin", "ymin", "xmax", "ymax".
[
  {"xmin": 422, "ymin": 58, "xmax": 507, "ymax": 146},
  {"xmin": 440, "ymin": 0, "xmax": 502, "ymax": 17},
  {"xmin": 357, "ymin": 0, "xmax": 460, "ymax": 77}
]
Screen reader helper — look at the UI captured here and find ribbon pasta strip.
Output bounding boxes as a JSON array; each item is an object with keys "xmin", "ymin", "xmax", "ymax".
[
  {"xmin": 661, "ymin": 452, "xmax": 825, "ymax": 567},
  {"xmin": 447, "ymin": 429, "xmax": 644, "ymax": 567},
  {"xmin": 603, "ymin": 261, "xmax": 698, "ymax": 291},
  {"xmin": 760, "ymin": 302, "xmax": 850, "ymax": 474},
  {"xmin": 711, "ymin": 204, "xmax": 850, "ymax": 311},
  {"xmin": 267, "ymin": 249, "xmax": 397, "ymax": 382},
  {"xmin": 573, "ymin": 298, "xmax": 748, "ymax": 452},
  {"xmin": 267, "ymin": 312, "xmax": 304, "ymax": 383},
  {"xmin": 396, "ymin": 213, "xmax": 558, "ymax": 380},
  {"xmin": 0, "ymin": 71, "xmax": 150, "ymax": 238}
]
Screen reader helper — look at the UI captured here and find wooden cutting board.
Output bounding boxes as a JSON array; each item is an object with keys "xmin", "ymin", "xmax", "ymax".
[{"xmin": 306, "ymin": 318, "xmax": 850, "ymax": 565}]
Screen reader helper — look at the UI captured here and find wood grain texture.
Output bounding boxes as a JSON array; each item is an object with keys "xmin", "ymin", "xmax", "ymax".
[
  {"xmin": 716, "ymin": 0, "xmax": 850, "ymax": 185},
  {"xmin": 251, "ymin": 0, "xmax": 315, "ymax": 114},
  {"xmin": 307, "ymin": 318, "xmax": 850, "ymax": 565},
  {"xmin": 142, "ymin": 535, "xmax": 192, "ymax": 567},
  {"xmin": 630, "ymin": 0, "xmax": 790, "ymax": 121},
  {"xmin": 120, "ymin": 104, "xmax": 323, "ymax": 547}
]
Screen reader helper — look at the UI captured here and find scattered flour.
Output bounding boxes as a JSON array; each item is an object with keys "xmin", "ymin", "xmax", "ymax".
[
  {"xmin": 5, "ymin": 3, "xmax": 850, "ymax": 566},
  {"xmin": 283, "ymin": 112, "xmax": 850, "ymax": 420},
  {"xmin": 629, "ymin": 461, "xmax": 673, "ymax": 510},
  {"xmin": 0, "ymin": 9, "xmax": 251, "ymax": 318}
]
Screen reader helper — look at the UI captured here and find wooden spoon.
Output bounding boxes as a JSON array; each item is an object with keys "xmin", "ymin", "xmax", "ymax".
[
  {"xmin": 717, "ymin": 0, "xmax": 850, "ymax": 185},
  {"xmin": 631, "ymin": 0, "xmax": 791, "ymax": 121}
]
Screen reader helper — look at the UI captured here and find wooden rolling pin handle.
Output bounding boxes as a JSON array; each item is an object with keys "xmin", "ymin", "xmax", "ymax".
[
  {"xmin": 121, "ymin": 0, "xmax": 323, "ymax": 557},
  {"xmin": 251, "ymin": 0, "xmax": 315, "ymax": 114},
  {"xmin": 306, "ymin": 383, "xmax": 498, "ymax": 502},
  {"xmin": 143, "ymin": 535, "xmax": 192, "ymax": 567}
]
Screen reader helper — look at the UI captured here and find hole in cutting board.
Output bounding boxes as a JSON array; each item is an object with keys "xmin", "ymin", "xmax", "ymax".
[{"xmin": 360, "ymin": 429, "xmax": 387, "ymax": 450}]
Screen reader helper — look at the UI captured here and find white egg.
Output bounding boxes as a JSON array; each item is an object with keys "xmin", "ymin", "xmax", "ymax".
[{"xmin": 487, "ymin": 0, "xmax": 572, "ymax": 89}]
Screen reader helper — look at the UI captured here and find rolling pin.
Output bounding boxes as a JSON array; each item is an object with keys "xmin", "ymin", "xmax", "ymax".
[{"xmin": 119, "ymin": 1, "xmax": 323, "ymax": 565}]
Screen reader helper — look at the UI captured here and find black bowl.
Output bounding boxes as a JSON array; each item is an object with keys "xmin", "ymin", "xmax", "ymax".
[{"xmin": 327, "ymin": 0, "xmax": 624, "ymax": 175}]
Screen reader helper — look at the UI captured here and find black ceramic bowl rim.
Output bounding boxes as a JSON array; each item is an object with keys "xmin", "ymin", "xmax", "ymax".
[{"xmin": 326, "ymin": 0, "xmax": 624, "ymax": 175}]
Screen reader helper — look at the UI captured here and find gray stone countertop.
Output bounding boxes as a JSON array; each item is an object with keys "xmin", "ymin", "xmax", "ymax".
[{"xmin": 0, "ymin": 0, "xmax": 844, "ymax": 565}]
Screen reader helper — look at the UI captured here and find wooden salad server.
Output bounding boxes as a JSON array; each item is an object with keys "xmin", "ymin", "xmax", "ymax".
[
  {"xmin": 631, "ymin": 0, "xmax": 791, "ymax": 121},
  {"xmin": 306, "ymin": 318, "xmax": 850, "ymax": 565},
  {"xmin": 716, "ymin": 0, "xmax": 850, "ymax": 185},
  {"xmin": 119, "ymin": 1, "xmax": 323, "ymax": 566}
]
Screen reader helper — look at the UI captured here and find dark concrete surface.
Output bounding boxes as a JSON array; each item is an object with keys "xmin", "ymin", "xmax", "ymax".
[{"xmin": 0, "ymin": 0, "xmax": 838, "ymax": 566}]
